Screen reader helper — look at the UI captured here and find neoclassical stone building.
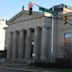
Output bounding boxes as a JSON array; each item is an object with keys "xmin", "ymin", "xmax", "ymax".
[{"xmin": 5, "ymin": 4, "xmax": 72, "ymax": 63}]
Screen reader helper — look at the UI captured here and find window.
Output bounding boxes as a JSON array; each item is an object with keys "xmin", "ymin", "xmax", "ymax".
[
  {"xmin": 64, "ymin": 32, "xmax": 72, "ymax": 49},
  {"xmin": 64, "ymin": 32, "xmax": 72, "ymax": 40}
]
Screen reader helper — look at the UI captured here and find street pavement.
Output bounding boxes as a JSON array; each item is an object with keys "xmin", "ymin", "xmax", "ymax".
[
  {"xmin": 0, "ymin": 67, "xmax": 56, "ymax": 72},
  {"xmin": 0, "ymin": 61, "xmax": 57, "ymax": 72},
  {"xmin": 0, "ymin": 68, "xmax": 25, "ymax": 72}
]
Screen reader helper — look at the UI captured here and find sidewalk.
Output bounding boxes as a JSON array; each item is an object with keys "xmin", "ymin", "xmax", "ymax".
[{"xmin": 0, "ymin": 62, "xmax": 57, "ymax": 72}]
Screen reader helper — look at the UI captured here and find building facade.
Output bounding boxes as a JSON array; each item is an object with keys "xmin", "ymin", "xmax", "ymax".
[
  {"xmin": 0, "ymin": 19, "xmax": 7, "ymax": 51},
  {"xmin": 5, "ymin": 4, "xmax": 72, "ymax": 63}
]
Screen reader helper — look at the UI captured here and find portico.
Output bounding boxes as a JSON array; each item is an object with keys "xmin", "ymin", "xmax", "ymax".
[
  {"xmin": 5, "ymin": 7, "xmax": 56, "ymax": 63},
  {"xmin": 7, "ymin": 25, "xmax": 51, "ymax": 61}
]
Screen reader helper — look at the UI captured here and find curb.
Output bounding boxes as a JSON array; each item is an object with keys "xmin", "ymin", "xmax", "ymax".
[{"xmin": 0, "ymin": 66, "xmax": 56, "ymax": 72}]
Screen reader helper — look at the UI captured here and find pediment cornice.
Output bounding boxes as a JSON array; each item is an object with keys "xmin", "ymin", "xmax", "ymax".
[{"xmin": 7, "ymin": 10, "xmax": 45, "ymax": 25}]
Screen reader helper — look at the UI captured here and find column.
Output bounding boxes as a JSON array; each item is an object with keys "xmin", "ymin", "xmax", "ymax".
[
  {"xmin": 41, "ymin": 27, "xmax": 48, "ymax": 60},
  {"xmin": 7, "ymin": 32, "xmax": 13, "ymax": 59},
  {"xmin": 12, "ymin": 31, "xmax": 19, "ymax": 60},
  {"xmin": 12, "ymin": 32, "xmax": 16, "ymax": 60},
  {"xmin": 18, "ymin": 30, "xmax": 26, "ymax": 59},
  {"xmin": 25, "ymin": 29, "xmax": 32, "ymax": 59},
  {"xmin": 33, "ymin": 27, "xmax": 42, "ymax": 59}
]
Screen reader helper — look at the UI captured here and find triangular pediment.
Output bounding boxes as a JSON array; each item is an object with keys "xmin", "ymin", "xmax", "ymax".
[{"xmin": 7, "ymin": 10, "xmax": 44, "ymax": 25}]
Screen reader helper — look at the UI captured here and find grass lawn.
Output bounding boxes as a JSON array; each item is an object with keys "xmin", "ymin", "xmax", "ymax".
[
  {"xmin": 25, "ymin": 66, "xmax": 72, "ymax": 72},
  {"xmin": 48, "ymin": 68, "xmax": 72, "ymax": 72}
]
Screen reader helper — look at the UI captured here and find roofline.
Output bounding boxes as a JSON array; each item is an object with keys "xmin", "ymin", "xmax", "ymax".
[{"xmin": 8, "ymin": 10, "xmax": 44, "ymax": 23}]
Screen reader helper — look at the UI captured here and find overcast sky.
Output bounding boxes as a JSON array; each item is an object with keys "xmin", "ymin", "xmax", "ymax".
[{"xmin": 0, "ymin": 0, "xmax": 72, "ymax": 20}]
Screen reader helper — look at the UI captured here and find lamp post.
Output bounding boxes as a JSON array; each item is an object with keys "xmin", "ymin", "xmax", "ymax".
[
  {"xmin": 51, "ymin": 7, "xmax": 54, "ymax": 63},
  {"xmin": 32, "ymin": 53, "xmax": 35, "ymax": 69}
]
